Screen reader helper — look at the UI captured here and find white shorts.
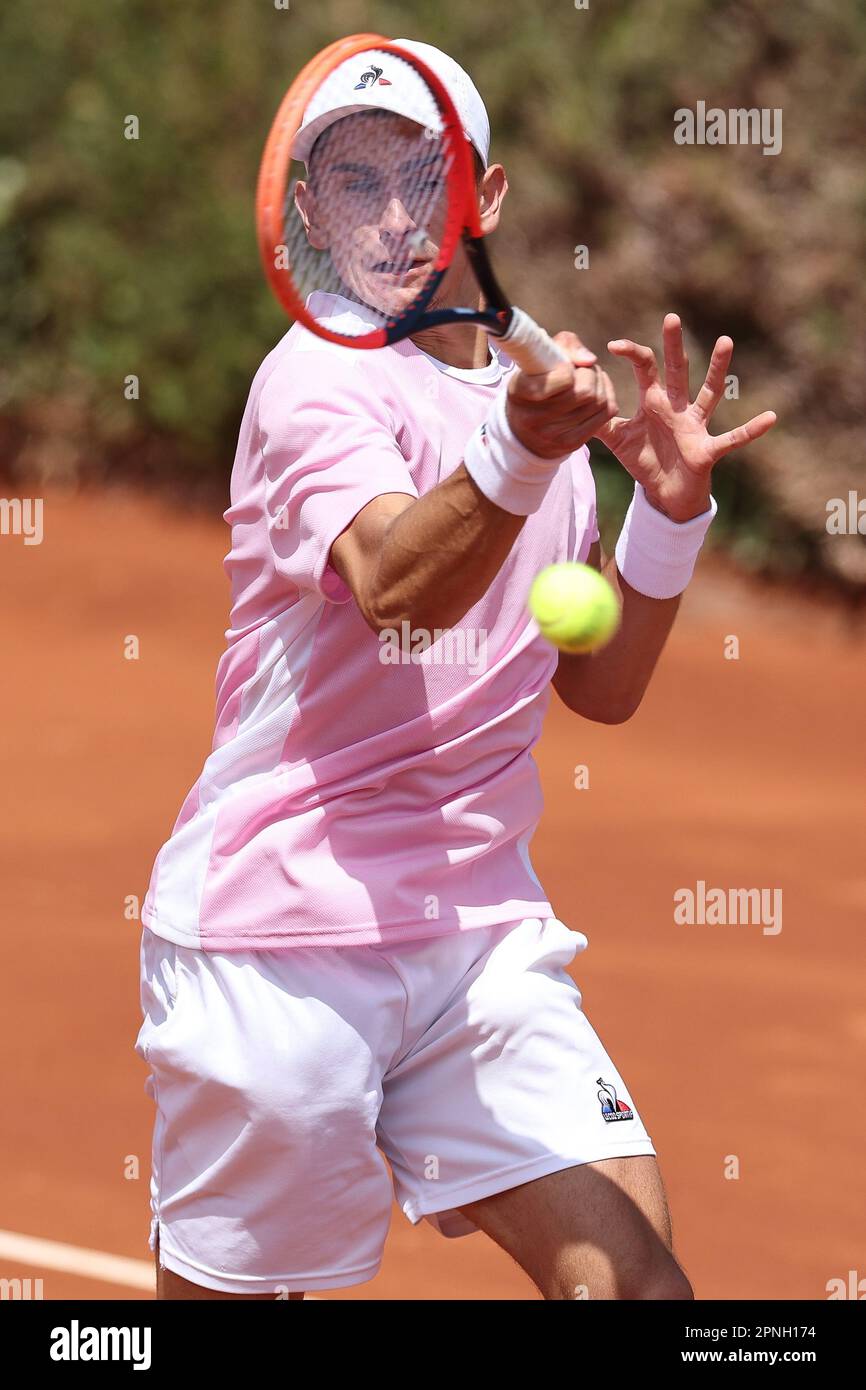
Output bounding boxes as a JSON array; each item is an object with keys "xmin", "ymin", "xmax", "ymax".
[{"xmin": 135, "ymin": 917, "xmax": 655, "ymax": 1294}]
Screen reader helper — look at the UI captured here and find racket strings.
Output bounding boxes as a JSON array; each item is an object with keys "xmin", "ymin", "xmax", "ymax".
[{"xmin": 279, "ymin": 54, "xmax": 458, "ymax": 335}]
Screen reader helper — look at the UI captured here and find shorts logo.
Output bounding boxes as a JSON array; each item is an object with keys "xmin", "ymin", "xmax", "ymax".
[
  {"xmin": 597, "ymin": 1077, "xmax": 634, "ymax": 1122},
  {"xmin": 355, "ymin": 65, "xmax": 392, "ymax": 90}
]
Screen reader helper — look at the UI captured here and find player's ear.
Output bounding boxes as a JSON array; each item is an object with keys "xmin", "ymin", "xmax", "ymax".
[
  {"xmin": 477, "ymin": 164, "xmax": 508, "ymax": 235},
  {"xmin": 294, "ymin": 181, "xmax": 329, "ymax": 251}
]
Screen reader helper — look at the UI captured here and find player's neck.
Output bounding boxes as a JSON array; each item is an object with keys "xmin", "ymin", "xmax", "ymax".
[{"xmin": 410, "ymin": 320, "xmax": 492, "ymax": 371}]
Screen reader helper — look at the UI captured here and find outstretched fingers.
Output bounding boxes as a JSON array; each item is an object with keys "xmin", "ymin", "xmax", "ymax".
[
  {"xmin": 694, "ymin": 336, "xmax": 734, "ymax": 422},
  {"xmin": 607, "ymin": 338, "xmax": 660, "ymax": 395},
  {"xmin": 662, "ymin": 313, "xmax": 690, "ymax": 409},
  {"xmin": 711, "ymin": 410, "xmax": 778, "ymax": 460}
]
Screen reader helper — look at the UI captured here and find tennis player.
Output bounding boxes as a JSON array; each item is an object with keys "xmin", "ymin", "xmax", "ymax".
[{"xmin": 135, "ymin": 39, "xmax": 775, "ymax": 1300}]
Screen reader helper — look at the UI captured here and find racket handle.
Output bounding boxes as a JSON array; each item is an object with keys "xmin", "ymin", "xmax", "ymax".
[{"xmin": 498, "ymin": 307, "xmax": 570, "ymax": 375}]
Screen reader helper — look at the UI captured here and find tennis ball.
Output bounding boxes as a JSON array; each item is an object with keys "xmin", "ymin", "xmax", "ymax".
[{"xmin": 528, "ymin": 562, "xmax": 620, "ymax": 654}]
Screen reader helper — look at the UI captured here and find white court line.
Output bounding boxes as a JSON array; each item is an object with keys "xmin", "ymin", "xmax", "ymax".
[
  {"xmin": 0, "ymin": 1230, "xmax": 153, "ymax": 1290},
  {"xmin": 0, "ymin": 1229, "xmax": 322, "ymax": 1298}
]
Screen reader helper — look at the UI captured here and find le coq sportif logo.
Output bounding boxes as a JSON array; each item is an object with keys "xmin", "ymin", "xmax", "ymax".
[
  {"xmin": 597, "ymin": 1077, "xmax": 634, "ymax": 1123},
  {"xmin": 355, "ymin": 64, "xmax": 392, "ymax": 91}
]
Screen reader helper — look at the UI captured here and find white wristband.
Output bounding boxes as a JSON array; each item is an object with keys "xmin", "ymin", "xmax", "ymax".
[
  {"xmin": 463, "ymin": 387, "xmax": 567, "ymax": 515},
  {"xmin": 614, "ymin": 483, "xmax": 718, "ymax": 599}
]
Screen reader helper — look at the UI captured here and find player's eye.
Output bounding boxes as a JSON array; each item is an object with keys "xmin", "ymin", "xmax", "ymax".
[{"xmin": 344, "ymin": 177, "xmax": 381, "ymax": 195}]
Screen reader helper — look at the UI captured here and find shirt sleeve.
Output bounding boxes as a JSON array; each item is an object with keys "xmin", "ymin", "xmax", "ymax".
[{"xmin": 258, "ymin": 350, "xmax": 418, "ymax": 603}]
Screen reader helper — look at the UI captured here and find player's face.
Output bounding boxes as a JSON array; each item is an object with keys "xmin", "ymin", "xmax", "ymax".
[{"xmin": 297, "ymin": 113, "xmax": 450, "ymax": 319}]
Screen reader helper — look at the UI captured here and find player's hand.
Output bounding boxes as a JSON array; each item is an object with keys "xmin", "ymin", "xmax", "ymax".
[
  {"xmin": 596, "ymin": 313, "xmax": 778, "ymax": 522},
  {"xmin": 506, "ymin": 331, "xmax": 618, "ymax": 460}
]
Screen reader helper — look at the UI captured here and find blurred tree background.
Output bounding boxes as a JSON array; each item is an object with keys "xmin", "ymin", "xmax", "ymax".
[{"xmin": 1, "ymin": 0, "xmax": 864, "ymax": 587}]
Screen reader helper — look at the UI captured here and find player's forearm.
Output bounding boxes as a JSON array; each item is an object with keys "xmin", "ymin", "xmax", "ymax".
[
  {"xmin": 554, "ymin": 481, "xmax": 719, "ymax": 722},
  {"xmin": 552, "ymin": 556, "xmax": 681, "ymax": 724},
  {"xmin": 357, "ymin": 465, "xmax": 526, "ymax": 634},
  {"xmin": 333, "ymin": 342, "xmax": 618, "ymax": 636}
]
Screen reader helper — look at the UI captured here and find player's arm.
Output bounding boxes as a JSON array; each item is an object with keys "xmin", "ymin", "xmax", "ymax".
[
  {"xmin": 329, "ymin": 474, "xmax": 522, "ymax": 636},
  {"xmin": 551, "ymin": 540, "xmax": 681, "ymax": 725},
  {"xmin": 330, "ymin": 335, "xmax": 616, "ymax": 635},
  {"xmin": 554, "ymin": 317, "xmax": 776, "ymax": 723}
]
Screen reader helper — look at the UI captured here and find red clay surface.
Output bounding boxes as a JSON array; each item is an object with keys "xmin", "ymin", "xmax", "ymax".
[{"xmin": 2, "ymin": 488, "xmax": 864, "ymax": 1300}]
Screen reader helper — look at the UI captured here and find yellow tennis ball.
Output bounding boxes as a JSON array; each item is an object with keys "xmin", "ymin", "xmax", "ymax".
[{"xmin": 528, "ymin": 562, "xmax": 620, "ymax": 654}]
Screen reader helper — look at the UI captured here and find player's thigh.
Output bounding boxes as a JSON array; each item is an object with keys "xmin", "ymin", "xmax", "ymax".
[
  {"xmin": 138, "ymin": 931, "xmax": 399, "ymax": 1295},
  {"xmin": 460, "ymin": 1154, "xmax": 692, "ymax": 1301}
]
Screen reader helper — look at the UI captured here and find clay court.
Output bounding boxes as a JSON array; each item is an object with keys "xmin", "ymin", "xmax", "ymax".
[{"xmin": 1, "ymin": 487, "xmax": 863, "ymax": 1300}]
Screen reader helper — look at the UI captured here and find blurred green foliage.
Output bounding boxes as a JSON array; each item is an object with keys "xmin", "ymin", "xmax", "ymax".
[{"xmin": 1, "ymin": 0, "xmax": 864, "ymax": 583}]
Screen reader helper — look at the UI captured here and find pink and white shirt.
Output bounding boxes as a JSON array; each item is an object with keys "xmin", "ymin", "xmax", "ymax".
[{"xmin": 142, "ymin": 293, "xmax": 599, "ymax": 950}]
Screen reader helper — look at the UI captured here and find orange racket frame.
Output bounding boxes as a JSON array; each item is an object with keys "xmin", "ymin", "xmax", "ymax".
[{"xmin": 255, "ymin": 33, "xmax": 478, "ymax": 348}]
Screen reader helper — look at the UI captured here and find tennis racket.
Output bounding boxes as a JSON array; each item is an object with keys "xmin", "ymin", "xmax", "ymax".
[{"xmin": 255, "ymin": 33, "xmax": 568, "ymax": 375}]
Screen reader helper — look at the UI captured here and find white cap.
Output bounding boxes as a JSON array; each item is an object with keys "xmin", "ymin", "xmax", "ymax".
[{"xmin": 293, "ymin": 38, "xmax": 490, "ymax": 169}]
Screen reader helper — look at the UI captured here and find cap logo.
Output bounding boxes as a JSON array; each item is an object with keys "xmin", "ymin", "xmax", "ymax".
[{"xmin": 354, "ymin": 64, "xmax": 392, "ymax": 91}]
